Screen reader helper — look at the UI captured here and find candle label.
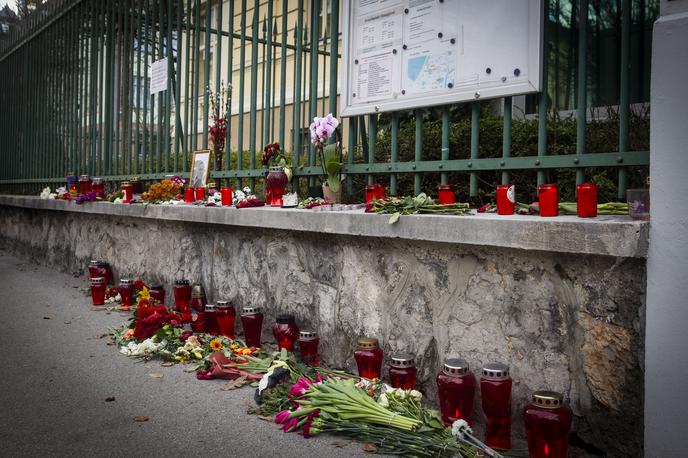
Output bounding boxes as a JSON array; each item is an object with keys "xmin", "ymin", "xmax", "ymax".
[{"xmin": 507, "ymin": 185, "xmax": 515, "ymax": 203}]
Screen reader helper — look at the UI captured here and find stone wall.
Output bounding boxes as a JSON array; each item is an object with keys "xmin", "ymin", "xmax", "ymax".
[{"xmin": 0, "ymin": 203, "xmax": 646, "ymax": 456}]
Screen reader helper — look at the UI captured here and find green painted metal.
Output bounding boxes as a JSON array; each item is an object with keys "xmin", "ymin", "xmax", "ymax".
[{"xmin": 0, "ymin": 0, "xmax": 649, "ymax": 202}]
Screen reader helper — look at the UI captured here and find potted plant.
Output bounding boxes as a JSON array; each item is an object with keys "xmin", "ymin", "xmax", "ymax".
[
  {"xmin": 262, "ymin": 142, "xmax": 292, "ymax": 207},
  {"xmin": 310, "ymin": 114, "xmax": 343, "ymax": 202}
]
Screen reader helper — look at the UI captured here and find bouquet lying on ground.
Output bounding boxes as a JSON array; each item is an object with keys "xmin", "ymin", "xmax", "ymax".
[
  {"xmin": 370, "ymin": 193, "xmax": 472, "ymax": 224},
  {"xmin": 478, "ymin": 201, "xmax": 629, "ymax": 215}
]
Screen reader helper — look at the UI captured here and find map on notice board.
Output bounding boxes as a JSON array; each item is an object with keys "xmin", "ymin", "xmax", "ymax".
[{"xmin": 341, "ymin": 0, "xmax": 543, "ymax": 117}]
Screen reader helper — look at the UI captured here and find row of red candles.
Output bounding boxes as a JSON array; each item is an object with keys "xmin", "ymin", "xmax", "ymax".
[
  {"xmin": 87, "ymin": 262, "xmax": 570, "ymax": 457},
  {"xmin": 367, "ymin": 182, "xmax": 600, "ymax": 218}
]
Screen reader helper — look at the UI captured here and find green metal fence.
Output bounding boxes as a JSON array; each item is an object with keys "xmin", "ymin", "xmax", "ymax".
[{"xmin": 0, "ymin": 0, "xmax": 651, "ymax": 200}]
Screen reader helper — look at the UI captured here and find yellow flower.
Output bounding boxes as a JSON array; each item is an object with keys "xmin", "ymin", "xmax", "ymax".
[
  {"xmin": 193, "ymin": 351, "xmax": 203, "ymax": 360},
  {"xmin": 122, "ymin": 329, "xmax": 135, "ymax": 340},
  {"xmin": 139, "ymin": 287, "xmax": 151, "ymax": 300},
  {"xmin": 210, "ymin": 339, "xmax": 223, "ymax": 351},
  {"xmin": 230, "ymin": 343, "xmax": 239, "ymax": 350}
]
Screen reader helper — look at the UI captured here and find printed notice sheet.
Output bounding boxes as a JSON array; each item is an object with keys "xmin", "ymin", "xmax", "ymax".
[
  {"xmin": 149, "ymin": 58, "xmax": 168, "ymax": 95},
  {"xmin": 403, "ymin": 41, "xmax": 456, "ymax": 94},
  {"xmin": 356, "ymin": 54, "xmax": 394, "ymax": 102}
]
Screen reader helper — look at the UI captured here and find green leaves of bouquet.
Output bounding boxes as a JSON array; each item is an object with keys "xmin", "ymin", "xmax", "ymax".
[{"xmin": 322, "ymin": 143, "xmax": 344, "ymax": 193}]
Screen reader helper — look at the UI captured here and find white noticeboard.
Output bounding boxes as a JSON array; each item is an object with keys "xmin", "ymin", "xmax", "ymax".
[
  {"xmin": 149, "ymin": 58, "xmax": 169, "ymax": 95},
  {"xmin": 341, "ymin": 0, "xmax": 543, "ymax": 117}
]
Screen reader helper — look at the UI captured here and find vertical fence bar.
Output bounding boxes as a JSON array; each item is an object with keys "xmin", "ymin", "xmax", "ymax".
[
  {"xmin": 575, "ymin": 0, "xmax": 588, "ymax": 185},
  {"xmin": 191, "ymin": 0, "xmax": 200, "ymax": 151},
  {"xmin": 390, "ymin": 112, "xmax": 399, "ymax": 195},
  {"xmin": 537, "ymin": 0, "xmax": 549, "ymax": 185},
  {"xmin": 367, "ymin": 114, "xmax": 376, "ymax": 185},
  {"xmin": 308, "ymin": 0, "xmax": 320, "ymax": 187},
  {"xmin": 165, "ymin": 0, "xmax": 173, "ymax": 173},
  {"xmin": 329, "ymin": 0, "xmax": 339, "ymax": 115},
  {"xmin": 237, "ymin": 0, "xmax": 247, "ymax": 185},
  {"xmin": 618, "ymin": 0, "xmax": 631, "ymax": 199},
  {"xmin": 225, "ymin": 0, "xmax": 234, "ymax": 179},
  {"xmin": 278, "ymin": 0, "xmax": 287, "ymax": 147},
  {"xmin": 184, "ymin": 0, "xmax": 192, "ymax": 165},
  {"xmin": 260, "ymin": 17, "xmax": 266, "ymax": 148},
  {"xmin": 502, "ymin": 97, "xmax": 512, "ymax": 184},
  {"xmin": 134, "ymin": 0, "xmax": 142, "ymax": 175},
  {"xmin": 469, "ymin": 103, "xmax": 479, "ymax": 196},
  {"xmin": 441, "ymin": 106, "xmax": 450, "ymax": 185},
  {"xmin": 346, "ymin": 117, "xmax": 356, "ymax": 195},
  {"xmin": 414, "ymin": 109, "xmax": 422, "ymax": 195},
  {"xmin": 248, "ymin": 0, "xmax": 259, "ymax": 189},
  {"xmin": 143, "ymin": 0, "xmax": 151, "ymax": 175},
  {"xmin": 214, "ymin": 0, "xmax": 223, "ymax": 177},
  {"xmin": 271, "ymin": 20, "xmax": 278, "ymax": 141},
  {"xmin": 293, "ymin": 0, "xmax": 304, "ymax": 189},
  {"xmin": 174, "ymin": 0, "xmax": 183, "ymax": 172},
  {"xmin": 156, "ymin": 0, "xmax": 165, "ymax": 174},
  {"xmin": 264, "ymin": 2, "xmax": 274, "ymax": 146},
  {"xmin": 202, "ymin": 0, "xmax": 211, "ymax": 149}
]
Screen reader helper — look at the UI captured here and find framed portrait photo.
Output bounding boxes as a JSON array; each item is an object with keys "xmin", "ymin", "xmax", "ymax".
[{"xmin": 189, "ymin": 150, "xmax": 211, "ymax": 188}]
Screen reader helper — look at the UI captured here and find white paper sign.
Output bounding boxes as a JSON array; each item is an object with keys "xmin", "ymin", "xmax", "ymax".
[{"xmin": 149, "ymin": 58, "xmax": 168, "ymax": 95}]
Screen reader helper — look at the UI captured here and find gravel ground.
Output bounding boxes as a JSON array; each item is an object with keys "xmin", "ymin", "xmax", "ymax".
[{"xmin": 0, "ymin": 251, "xmax": 368, "ymax": 458}]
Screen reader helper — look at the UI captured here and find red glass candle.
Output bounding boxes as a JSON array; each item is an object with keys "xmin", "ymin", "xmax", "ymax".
[
  {"xmin": 480, "ymin": 363, "xmax": 512, "ymax": 451},
  {"xmin": 92, "ymin": 178, "xmax": 105, "ymax": 198},
  {"xmin": 354, "ymin": 337, "xmax": 384, "ymax": 379},
  {"xmin": 149, "ymin": 285, "xmax": 165, "ymax": 305},
  {"xmin": 437, "ymin": 185, "xmax": 456, "ymax": 204},
  {"xmin": 87, "ymin": 260, "xmax": 112, "ymax": 286},
  {"xmin": 524, "ymin": 391, "xmax": 572, "ymax": 458},
  {"xmin": 298, "ymin": 330, "xmax": 320, "ymax": 366},
  {"xmin": 121, "ymin": 181, "xmax": 133, "ymax": 203},
  {"xmin": 118, "ymin": 279, "xmax": 134, "ymax": 308},
  {"xmin": 173, "ymin": 279, "xmax": 192, "ymax": 313},
  {"xmin": 130, "ymin": 177, "xmax": 143, "ymax": 195},
  {"xmin": 190, "ymin": 283, "xmax": 207, "ymax": 312},
  {"xmin": 67, "ymin": 172, "xmax": 79, "ymax": 196},
  {"xmin": 184, "ymin": 187, "xmax": 195, "ymax": 203},
  {"xmin": 90, "ymin": 277, "xmax": 107, "ymax": 306},
  {"xmin": 375, "ymin": 184, "xmax": 386, "ymax": 200},
  {"xmin": 195, "ymin": 187, "xmax": 206, "ymax": 201},
  {"xmin": 576, "ymin": 182, "xmax": 598, "ymax": 218},
  {"xmin": 365, "ymin": 184, "xmax": 378, "ymax": 204},
  {"xmin": 221, "ymin": 187, "xmax": 233, "ymax": 206},
  {"xmin": 204, "ymin": 304, "xmax": 219, "ymax": 335},
  {"xmin": 79, "ymin": 175, "xmax": 92, "ymax": 194},
  {"xmin": 192, "ymin": 309, "xmax": 206, "ymax": 333},
  {"xmin": 496, "ymin": 184, "xmax": 516, "ymax": 215},
  {"xmin": 538, "ymin": 184, "xmax": 558, "ymax": 217},
  {"xmin": 241, "ymin": 306, "xmax": 264, "ymax": 348},
  {"xmin": 436, "ymin": 358, "xmax": 476, "ymax": 426},
  {"xmin": 272, "ymin": 314, "xmax": 299, "ymax": 351},
  {"xmin": 216, "ymin": 300, "xmax": 236, "ymax": 339},
  {"xmin": 389, "ymin": 354, "xmax": 417, "ymax": 389}
]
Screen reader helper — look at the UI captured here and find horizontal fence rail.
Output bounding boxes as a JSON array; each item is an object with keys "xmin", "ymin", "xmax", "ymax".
[{"xmin": 0, "ymin": 0, "xmax": 651, "ymax": 202}]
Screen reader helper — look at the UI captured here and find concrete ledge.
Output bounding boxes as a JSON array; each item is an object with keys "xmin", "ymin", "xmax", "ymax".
[{"xmin": 0, "ymin": 195, "xmax": 649, "ymax": 258}]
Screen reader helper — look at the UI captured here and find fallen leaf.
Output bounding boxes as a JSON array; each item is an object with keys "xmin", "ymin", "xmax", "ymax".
[
  {"xmin": 160, "ymin": 362, "xmax": 174, "ymax": 367},
  {"xmin": 133, "ymin": 416, "xmax": 149, "ymax": 422},
  {"xmin": 221, "ymin": 376, "xmax": 248, "ymax": 391},
  {"xmin": 149, "ymin": 373, "xmax": 164, "ymax": 379},
  {"xmin": 43, "ymin": 316, "xmax": 51, "ymax": 320},
  {"xmin": 106, "ymin": 342, "xmax": 115, "ymax": 346},
  {"xmin": 99, "ymin": 334, "xmax": 109, "ymax": 339},
  {"xmin": 257, "ymin": 415, "xmax": 273, "ymax": 422},
  {"xmin": 331, "ymin": 441, "xmax": 349, "ymax": 448},
  {"xmin": 362, "ymin": 443, "xmax": 378, "ymax": 453},
  {"xmin": 105, "ymin": 397, "xmax": 115, "ymax": 402}
]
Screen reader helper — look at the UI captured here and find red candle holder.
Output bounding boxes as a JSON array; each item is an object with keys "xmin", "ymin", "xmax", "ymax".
[
  {"xmin": 273, "ymin": 314, "xmax": 299, "ymax": 351},
  {"xmin": 149, "ymin": 285, "xmax": 165, "ymax": 305},
  {"xmin": 216, "ymin": 300, "xmax": 236, "ymax": 339},
  {"xmin": 365, "ymin": 185, "xmax": 378, "ymax": 204},
  {"xmin": 173, "ymin": 279, "xmax": 191, "ymax": 313},
  {"xmin": 480, "ymin": 363, "xmax": 512, "ymax": 451},
  {"xmin": 496, "ymin": 184, "xmax": 516, "ymax": 215},
  {"xmin": 298, "ymin": 330, "xmax": 320, "ymax": 366},
  {"xmin": 88, "ymin": 260, "xmax": 112, "ymax": 286},
  {"xmin": 92, "ymin": 178, "xmax": 105, "ymax": 199},
  {"xmin": 576, "ymin": 182, "xmax": 597, "ymax": 218},
  {"xmin": 130, "ymin": 177, "xmax": 143, "ymax": 195},
  {"xmin": 241, "ymin": 306, "xmax": 264, "ymax": 348},
  {"xmin": 524, "ymin": 391, "xmax": 572, "ymax": 458},
  {"xmin": 437, "ymin": 185, "xmax": 456, "ymax": 205},
  {"xmin": 90, "ymin": 277, "xmax": 107, "ymax": 306},
  {"xmin": 184, "ymin": 187, "xmax": 195, "ymax": 203},
  {"xmin": 195, "ymin": 187, "xmax": 206, "ymax": 202},
  {"xmin": 389, "ymin": 354, "xmax": 417, "ymax": 389},
  {"xmin": 266, "ymin": 166, "xmax": 288, "ymax": 206},
  {"xmin": 121, "ymin": 181, "xmax": 133, "ymax": 203},
  {"xmin": 221, "ymin": 187, "xmax": 233, "ymax": 206},
  {"xmin": 190, "ymin": 283, "xmax": 208, "ymax": 312},
  {"xmin": 354, "ymin": 337, "xmax": 383, "ymax": 379},
  {"xmin": 118, "ymin": 279, "xmax": 134, "ymax": 308},
  {"xmin": 538, "ymin": 184, "xmax": 558, "ymax": 217},
  {"xmin": 192, "ymin": 309, "xmax": 206, "ymax": 333},
  {"xmin": 436, "ymin": 358, "xmax": 476, "ymax": 426},
  {"xmin": 375, "ymin": 184, "xmax": 386, "ymax": 200},
  {"xmin": 204, "ymin": 304, "xmax": 219, "ymax": 335},
  {"xmin": 79, "ymin": 175, "xmax": 92, "ymax": 195}
]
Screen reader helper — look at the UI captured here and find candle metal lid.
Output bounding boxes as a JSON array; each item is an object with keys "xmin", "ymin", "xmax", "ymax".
[
  {"xmin": 79, "ymin": 174, "xmax": 91, "ymax": 179},
  {"xmin": 90, "ymin": 277, "xmax": 106, "ymax": 284},
  {"xmin": 89, "ymin": 260, "xmax": 106, "ymax": 265},
  {"xmin": 204, "ymin": 304, "xmax": 216, "ymax": 311},
  {"xmin": 532, "ymin": 391, "xmax": 564, "ymax": 409},
  {"xmin": 242, "ymin": 306, "xmax": 261, "ymax": 314},
  {"xmin": 356, "ymin": 337, "xmax": 379, "ymax": 349},
  {"xmin": 216, "ymin": 300, "xmax": 233, "ymax": 309},
  {"xmin": 443, "ymin": 358, "xmax": 469, "ymax": 376},
  {"xmin": 481, "ymin": 363, "xmax": 510, "ymax": 381},
  {"xmin": 276, "ymin": 314, "xmax": 295, "ymax": 324},
  {"xmin": 299, "ymin": 330, "xmax": 317, "ymax": 339},
  {"xmin": 120, "ymin": 279, "xmax": 133, "ymax": 285},
  {"xmin": 390, "ymin": 353, "xmax": 415, "ymax": 368}
]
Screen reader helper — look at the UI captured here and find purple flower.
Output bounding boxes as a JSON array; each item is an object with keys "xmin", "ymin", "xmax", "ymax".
[
  {"xmin": 274, "ymin": 410, "xmax": 291, "ymax": 424},
  {"xmin": 281, "ymin": 417, "xmax": 299, "ymax": 432},
  {"xmin": 309, "ymin": 113, "xmax": 339, "ymax": 145}
]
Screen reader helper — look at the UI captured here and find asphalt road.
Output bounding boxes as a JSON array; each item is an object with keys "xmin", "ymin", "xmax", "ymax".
[{"xmin": 0, "ymin": 251, "xmax": 368, "ymax": 458}]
